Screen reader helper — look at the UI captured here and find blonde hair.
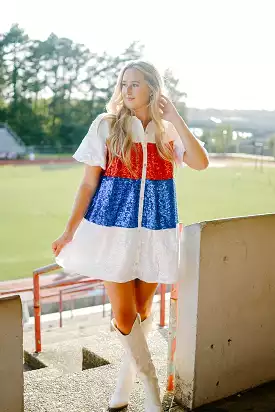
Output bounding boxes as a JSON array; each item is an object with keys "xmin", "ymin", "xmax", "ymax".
[{"xmin": 105, "ymin": 60, "xmax": 174, "ymax": 173}]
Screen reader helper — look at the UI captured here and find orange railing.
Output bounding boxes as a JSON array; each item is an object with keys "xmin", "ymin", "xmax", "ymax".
[
  {"xmin": 32, "ymin": 263, "xmax": 168, "ymax": 353},
  {"xmin": 33, "ymin": 263, "xmax": 105, "ymax": 352},
  {"xmin": 39, "ymin": 281, "xmax": 105, "ymax": 328}
]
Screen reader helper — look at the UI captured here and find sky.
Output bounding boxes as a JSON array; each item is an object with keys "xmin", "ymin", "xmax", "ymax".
[{"xmin": 1, "ymin": 0, "xmax": 275, "ymax": 110}]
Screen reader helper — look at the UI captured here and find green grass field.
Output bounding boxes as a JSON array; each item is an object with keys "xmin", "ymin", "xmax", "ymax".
[{"xmin": 1, "ymin": 162, "xmax": 275, "ymax": 281}]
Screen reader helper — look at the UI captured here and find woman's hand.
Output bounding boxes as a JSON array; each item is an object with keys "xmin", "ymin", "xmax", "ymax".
[
  {"xmin": 52, "ymin": 231, "xmax": 73, "ymax": 257},
  {"xmin": 159, "ymin": 94, "xmax": 180, "ymax": 123}
]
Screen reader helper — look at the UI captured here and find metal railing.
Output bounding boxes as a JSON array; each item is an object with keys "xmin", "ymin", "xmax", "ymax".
[
  {"xmin": 33, "ymin": 263, "xmax": 105, "ymax": 352},
  {"xmin": 39, "ymin": 281, "xmax": 105, "ymax": 328},
  {"xmin": 32, "ymin": 263, "xmax": 169, "ymax": 353}
]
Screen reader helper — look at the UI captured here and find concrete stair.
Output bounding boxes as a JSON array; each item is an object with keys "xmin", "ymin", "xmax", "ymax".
[
  {"xmin": 24, "ymin": 363, "xmax": 178, "ymax": 412},
  {"xmin": 23, "ymin": 315, "xmax": 179, "ymax": 411},
  {"xmin": 23, "ymin": 306, "xmax": 275, "ymax": 411},
  {"xmin": 23, "ymin": 308, "xmax": 169, "ymax": 372}
]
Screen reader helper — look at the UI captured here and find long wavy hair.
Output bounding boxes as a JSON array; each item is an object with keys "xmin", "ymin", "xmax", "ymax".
[{"xmin": 104, "ymin": 61, "xmax": 174, "ymax": 173}]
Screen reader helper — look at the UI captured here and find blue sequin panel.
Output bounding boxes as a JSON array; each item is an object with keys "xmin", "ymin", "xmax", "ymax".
[
  {"xmin": 142, "ymin": 179, "xmax": 178, "ymax": 230},
  {"xmin": 85, "ymin": 176, "xmax": 140, "ymax": 228}
]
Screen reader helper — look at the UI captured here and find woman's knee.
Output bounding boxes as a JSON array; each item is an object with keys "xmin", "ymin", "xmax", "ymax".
[
  {"xmin": 136, "ymin": 302, "xmax": 151, "ymax": 321},
  {"xmin": 115, "ymin": 309, "xmax": 137, "ymax": 335}
]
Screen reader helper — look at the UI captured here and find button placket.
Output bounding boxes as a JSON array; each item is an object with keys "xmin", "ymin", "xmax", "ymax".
[{"xmin": 137, "ymin": 130, "xmax": 148, "ymax": 232}]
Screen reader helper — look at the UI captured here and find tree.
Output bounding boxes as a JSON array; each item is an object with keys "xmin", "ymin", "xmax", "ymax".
[
  {"xmin": 1, "ymin": 24, "xmax": 29, "ymax": 106},
  {"xmin": 211, "ymin": 124, "xmax": 233, "ymax": 153},
  {"xmin": 163, "ymin": 69, "xmax": 187, "ymax": 120},
  {"xmin": 201, "ymin": 129, "xmax": 212, "ymax": 151},
  {"xmin": 0, "ymin": 25, "xmax": 189, "ymax": 150},
  {"xmin": 268, "ymin": 134, "xmax": 275, "ymax": 159}
]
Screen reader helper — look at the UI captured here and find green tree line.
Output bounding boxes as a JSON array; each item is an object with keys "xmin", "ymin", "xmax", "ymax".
[{"xmin": 0, "ymin": 24, "xmax": 187, "ymax": 151}]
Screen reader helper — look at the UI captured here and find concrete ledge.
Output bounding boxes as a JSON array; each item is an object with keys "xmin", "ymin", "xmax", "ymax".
[
  {"xmin": 0, "ymin": 295, "xmax": 24, "ymax": 412},
  {"xmin": 175, "ymin": 213, "xmax": 275, "ymax": 409}
]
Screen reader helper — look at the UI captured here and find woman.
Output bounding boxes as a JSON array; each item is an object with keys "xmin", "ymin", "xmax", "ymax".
[{"xmin": 52, "ymin": 60, "xmax": 209, "ymax": 412}]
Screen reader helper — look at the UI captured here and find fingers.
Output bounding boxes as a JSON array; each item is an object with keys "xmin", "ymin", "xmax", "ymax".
[
  {"xmin": 52, "ymin": 242, "xmax": 57, "ymax": 254},
  {"xmin": 159, "ymin": 95, "xmax": 168, "ymax": 109},
  {"xmin": 55, "ymin": 245, "xmax": 63, "ymax": 257},
  {"xmin": 52, "ymin": 241, "xmax": 64, "ymax": 257},
  {"xmin": 160, "ymin": 94, "xmax": 168, "ymax": 103}
]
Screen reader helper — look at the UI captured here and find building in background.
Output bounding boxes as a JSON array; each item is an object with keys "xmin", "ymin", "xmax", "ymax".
[{"xmin": 0, "ymin": 124, "xmax": 26, "ymax": 160}]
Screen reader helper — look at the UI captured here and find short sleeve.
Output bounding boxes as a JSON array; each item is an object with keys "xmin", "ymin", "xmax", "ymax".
[
  {"xmin": 73, "ymin": 113, "xmax": 109, "ymax": 169},
  {"xmin": 167, "ymin": 121, "xmax": 207, "ymax": 167}
]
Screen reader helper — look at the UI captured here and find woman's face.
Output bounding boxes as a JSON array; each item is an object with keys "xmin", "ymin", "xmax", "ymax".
[{"xmin": 121, "ymin": 68, "xmax": 151, "ymax": 111}]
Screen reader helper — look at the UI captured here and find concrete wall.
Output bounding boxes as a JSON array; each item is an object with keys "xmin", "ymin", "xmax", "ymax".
[
  {"xmin": 175, "ymin": 213, "xmax": 275, "ymax": 409},
  {"xmin": 0, "ymin": 295, "xmax": 23, "ymax": 412}
]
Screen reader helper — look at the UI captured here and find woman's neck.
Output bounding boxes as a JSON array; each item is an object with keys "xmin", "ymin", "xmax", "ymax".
[{"xmin": 133, "ymin": 107, "xmax": 151, "ymax": 130}]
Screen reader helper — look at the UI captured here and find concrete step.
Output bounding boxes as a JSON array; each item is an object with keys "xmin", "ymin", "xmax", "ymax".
[
  {"xmin": 24, "ymin": 362, "xmax": 275, "ymax": 412},
  {"xmin": 24, "ymin": 304, "xmax": 169, "ymax": 350},
  {"xmin": 24, "ymin": 315, "xmax": 111, "ymax": 350},
  {"xmin": 24, "ymin": 327, "xmax": 178, "ymax": 412},
  {"xmin": 24, "ymin": 363, "xmax": 177, "ymax": 412},
  {"xmin": 24, "ymin": 292, "xmax": 170, "ymax": 334},
  {"xmin": 24, "ymin": 312, "xmax": 169, "ymax": 374},
  {"xmin": 23, "ymin": 326, "xmax": 275, "ymax": 412},
  {"xmin": 23, "ymin": 305, "xmax": 112, "ymax": 336}
]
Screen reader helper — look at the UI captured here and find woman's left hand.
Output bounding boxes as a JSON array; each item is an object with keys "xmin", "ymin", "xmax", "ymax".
[{"xmin": 159, "ymin": 94, "xmax": 179, "ymax": 123}]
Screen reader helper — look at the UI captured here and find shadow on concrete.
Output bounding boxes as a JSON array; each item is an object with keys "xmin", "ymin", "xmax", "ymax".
[
  {"xmin": 194, "ymin": 380, "xmax": 275, "ymax": 412},
  {"xmin": 157, "ymin": 327, "xmax": 168, "ymax": 343}
]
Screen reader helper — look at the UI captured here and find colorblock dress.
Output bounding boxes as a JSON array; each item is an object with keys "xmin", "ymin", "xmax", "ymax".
[{"xmin": 56, "ymin": 113, "xmax": 206, "ymax": 284}]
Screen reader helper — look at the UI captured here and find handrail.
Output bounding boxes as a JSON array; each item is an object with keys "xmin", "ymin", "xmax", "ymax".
[
  {"xmin": 33, "ymin": 264, "xmax": 104, "ymax": 352},
  {"xmin": 33, "ymin": 269, "xmax": 167, "ymax": 352},
  {"xmin": 33, "ymin": 263, "xmax": 60, "ymax": 276},
  {"xmin": 1, "ymin": 267, "xmax": 167, "ymax": 352},
  {"xmin": 41, "ymin": 282, "xmax": 105, "ymax": 328},
  {"xmin": 0, "ymin": 277, "xmax": 99, "ymax": 297},
  {"xmin": 33, "ymin": 264, "xmax": 61, "ymax": 352}
]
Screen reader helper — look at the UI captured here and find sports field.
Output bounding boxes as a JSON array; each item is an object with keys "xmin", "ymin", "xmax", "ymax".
[{"xmin": 1, "ymin": 160, "xmax": 275, "ymax": 281}]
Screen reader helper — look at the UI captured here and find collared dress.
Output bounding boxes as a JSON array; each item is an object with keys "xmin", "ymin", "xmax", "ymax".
[{"xmin": 56, "ymin": 113, "xmax": 206, "ymax": 284}]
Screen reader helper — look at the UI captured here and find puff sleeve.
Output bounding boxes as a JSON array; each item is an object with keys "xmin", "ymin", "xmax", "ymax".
[
  {"xmin": 72, "ymin": 113, "xmax": 109, "ymax": 169},
  {"xmin": 167, "ymin": 121, "xmax": 207, "ymax": 167}
]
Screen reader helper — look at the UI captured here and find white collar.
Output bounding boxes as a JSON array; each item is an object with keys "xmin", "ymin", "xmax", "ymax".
[{"xmin": 132, "ymin": 116, "xmax": 154, "ymax": 132}]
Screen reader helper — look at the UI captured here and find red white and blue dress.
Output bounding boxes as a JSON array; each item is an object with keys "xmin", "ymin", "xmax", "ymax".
[{"xmin": 56, "ymin": 113, "xmax": 206, "ymax": 284}]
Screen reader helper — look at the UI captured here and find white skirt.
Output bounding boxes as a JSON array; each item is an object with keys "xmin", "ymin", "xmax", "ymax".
[{"xmin": 56, "ymin": 219, "xmax": 181, "ymax": 284}]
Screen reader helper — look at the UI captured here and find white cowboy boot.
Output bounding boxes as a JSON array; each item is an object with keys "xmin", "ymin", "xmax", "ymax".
[
  {"xmin": 110, "ymin": 313, "xmax": 162, "ymax": 412},
  {"xmin": 108, "ymin": 313, "xmax": 153, "ymax": 411}
]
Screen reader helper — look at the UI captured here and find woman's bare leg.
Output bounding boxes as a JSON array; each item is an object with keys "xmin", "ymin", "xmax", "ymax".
[
  {"xmin": 134, "ymin": 279, "xmax": 158, "ymax": 321},
  {"xmin": 104, "ymin": 280, "xmax": 137, "ymax": 335},
  {"xmin": 106, "ymin": 279, "xmax": 161, "ymax": 411}
]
